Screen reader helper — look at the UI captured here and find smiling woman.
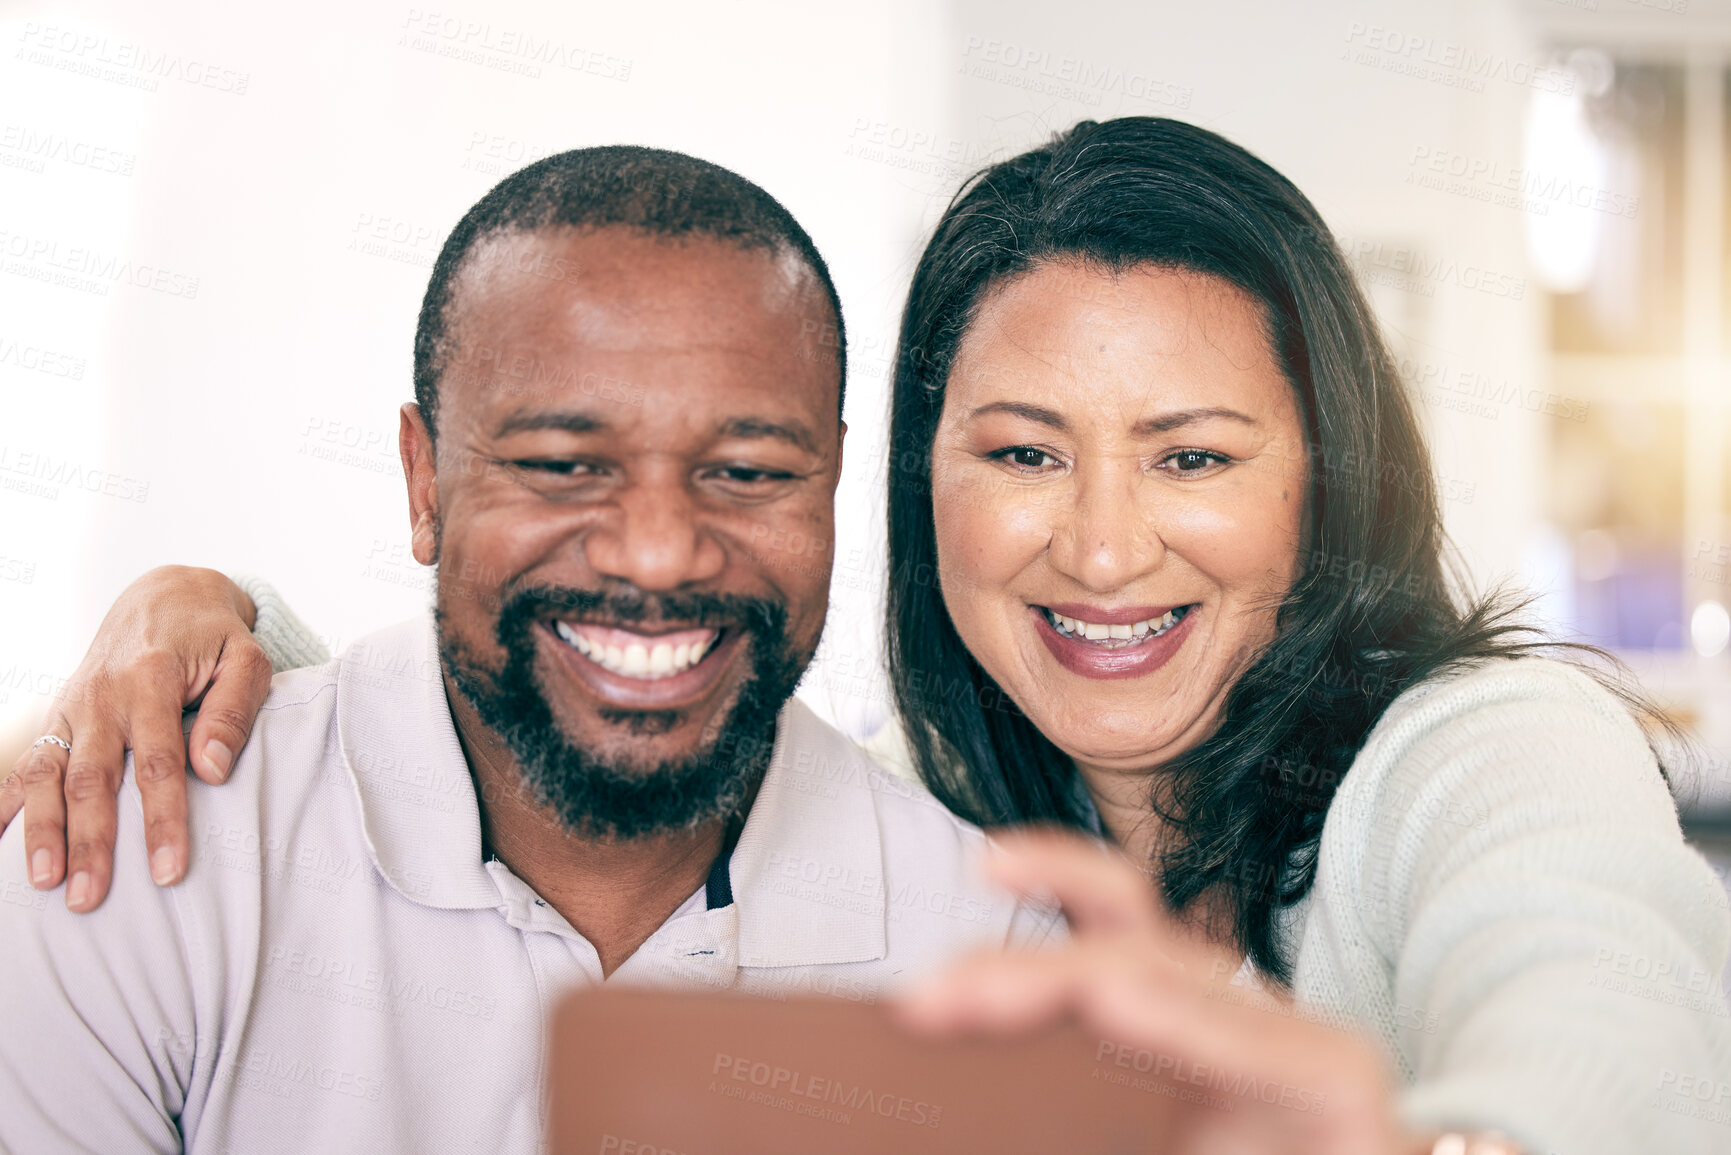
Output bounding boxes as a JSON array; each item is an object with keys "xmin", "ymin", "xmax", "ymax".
[
  {"xmin": 932, "ymin": 265, "xmax": 1305, "ymax": 746},
  {"xmin": 883, "ymin": 117, "xmax": 1731, "ymax": 1153},
  {"xmin": 887, "ymin": 118, "xmax": 1578, "ymax": 970}
]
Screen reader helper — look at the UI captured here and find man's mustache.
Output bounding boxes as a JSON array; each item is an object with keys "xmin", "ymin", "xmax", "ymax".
[{"xmin": 495, "ymin": 583, "xmax": 788, "ymax": 640}]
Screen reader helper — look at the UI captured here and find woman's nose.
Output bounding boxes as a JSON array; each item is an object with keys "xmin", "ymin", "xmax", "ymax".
[
  {"xmin": 581, "ymin": 478, "xmax": 727, "ymax": 591},
  {"xmin": 1047, "ymin": 467, "xmax": 1166, "ymax": 594}
]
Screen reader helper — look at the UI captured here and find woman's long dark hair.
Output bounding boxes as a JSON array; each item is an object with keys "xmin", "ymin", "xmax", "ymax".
[{"xmin": 885, "ymin": 117, "xmax": 1667, "ymax": 983}]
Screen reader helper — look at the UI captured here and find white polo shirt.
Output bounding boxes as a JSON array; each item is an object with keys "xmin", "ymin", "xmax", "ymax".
[{"xmin": 0, "ymin": 616, "xmax": 1060, "ymax": 1153}]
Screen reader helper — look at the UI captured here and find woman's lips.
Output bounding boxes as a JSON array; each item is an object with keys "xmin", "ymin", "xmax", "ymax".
[{"xmin": 1031, "ymin": 603, "xmax": 1197, "ymax": 680}]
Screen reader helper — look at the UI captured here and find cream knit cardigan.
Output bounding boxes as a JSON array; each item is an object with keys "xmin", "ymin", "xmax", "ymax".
[
  {"xmin": 1283, "ymin": 656, "xmax": 1731, "ymax": 1154},
  {"xmin": 240, "ymin": 577, "xmax": 1731, "ymax": 1153}
]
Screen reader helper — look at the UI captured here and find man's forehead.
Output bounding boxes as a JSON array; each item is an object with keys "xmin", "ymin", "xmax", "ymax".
[
  {"xmin": 437, "ymin": 225, "xmax": 839, "ymax": 422},
  {"xmin": 454, "ymin": 226, "xmax": 823, "ymax": 329},
  {"xmin": 454, "ymin": 229, "xmax": 826, "ymax": 361}
]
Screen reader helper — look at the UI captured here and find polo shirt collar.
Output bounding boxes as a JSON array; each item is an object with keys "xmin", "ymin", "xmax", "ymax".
[
  {"xmin": 726, "ymin": 698, "xmax": 888, "ymax": 969},
  {"xmin": 335, "ymin": 616, "xmax": 890, "ymax": 969},
  {"xmin": 336, "ymin": 615, "xmax": 499, "ymax": 910}
]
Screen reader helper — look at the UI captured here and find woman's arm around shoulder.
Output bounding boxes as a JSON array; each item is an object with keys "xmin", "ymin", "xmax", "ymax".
[{"xmin": 0, "ymin": 567, "xmax": 330, "ymax": 912}]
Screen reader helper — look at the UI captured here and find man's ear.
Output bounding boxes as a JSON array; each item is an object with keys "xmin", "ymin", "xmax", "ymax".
[
  {"xmin": 400, "ymin": 402, "xmax": 440, "ymax": 566},
  {"xmin": 831, "ymin": 420, "xmax": 847, "ymax": 496}
]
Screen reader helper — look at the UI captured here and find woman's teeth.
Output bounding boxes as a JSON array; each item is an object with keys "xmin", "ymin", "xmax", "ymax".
[
  {"xmin": 1045, "ymin": 606, "xmax": 1189, "ymax": 644},
  {"xmin": 553, "ymin": 620, "xmax": 719, "ymax": 680}
]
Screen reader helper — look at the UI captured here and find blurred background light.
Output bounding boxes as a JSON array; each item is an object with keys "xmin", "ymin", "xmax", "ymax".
[
  {"xmin": 1693, "ymin": 599, "xmax": 1731, "ymax": 657},
  {"xmin": 1523, "ymin": 61, "xmax": 1611, "ymax": 293}
]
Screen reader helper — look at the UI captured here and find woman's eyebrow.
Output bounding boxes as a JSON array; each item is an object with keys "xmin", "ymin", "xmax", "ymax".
[
  {"xmin": 1133, "ymin": 406, "xmax": 1256, "ymax": 434},
  {"xmin": 967, "ymin": 401, "xmax": 1069, "ymax": 430},
  {"xmin": 966, "ymin": 402, "xmax": 1255, "ymax": 435}
]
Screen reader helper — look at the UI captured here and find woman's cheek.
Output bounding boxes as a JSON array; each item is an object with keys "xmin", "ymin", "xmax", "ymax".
[
  {"xmin": 933, "ymin": 475, "xmax": 1046, "ymax": 685},
  {"xmin": 934, "ymin": 471, "xmax": 1046, "ymax": 584},
  {"xmin": 1157, "ymin": 486, "xmax": 1299, "ymax": 591}
]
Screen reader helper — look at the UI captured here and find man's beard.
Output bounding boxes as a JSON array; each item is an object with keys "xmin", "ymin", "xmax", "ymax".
[{"xmin": 439, "ymin": 584, "xmax": 810, "ymax": 840}]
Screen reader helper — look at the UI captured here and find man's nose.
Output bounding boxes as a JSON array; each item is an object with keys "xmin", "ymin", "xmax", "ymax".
[
  {"xmin": 1047, "ymin": 467, "xmax": 1167, "ymax": 593},
  {"xmin": 581, "ymin": 478, "xmax": 727, "ymax": 591}
]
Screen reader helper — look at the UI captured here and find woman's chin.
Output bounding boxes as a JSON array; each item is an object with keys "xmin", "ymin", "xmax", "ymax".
[
  {"xmin": 1024, "ymin": 675, "xmax": 1235, "ymax": 772},
  {"xmin": 1044, "ymin": 724, "xmax": 1203, "ymax": 775}
]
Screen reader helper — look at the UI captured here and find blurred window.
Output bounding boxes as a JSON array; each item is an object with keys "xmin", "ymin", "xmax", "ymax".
[{"xmin": 1538, "ymin": 53, "xmax": 1729, "ymax": 658}]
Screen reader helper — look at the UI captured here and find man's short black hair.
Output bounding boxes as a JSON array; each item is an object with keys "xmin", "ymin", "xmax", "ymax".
[{"xmin": 413, "ymin": 145, "xmax": 847, "ymax": 436}]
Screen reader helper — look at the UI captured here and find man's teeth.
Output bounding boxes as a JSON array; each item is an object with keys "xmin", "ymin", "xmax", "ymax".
[
  {"xmin": 552, "ymin": 621, "xmax": 718, "ymax": 680},
  {"xmin": 1047, "ymin": 606, "xmax": 1188, "ymax": 642}
]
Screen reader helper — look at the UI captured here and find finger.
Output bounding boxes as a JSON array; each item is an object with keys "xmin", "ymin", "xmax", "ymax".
[
  {"xmin": 0, "ymin": 763, "xmax": 22, "ymax": 834},
  {"xmin": 128, "ymin": 676, "xmax": 191, "ymax": 887},
  {"xmin": 985, "ymin": 828, "xmax": 1166, "ymax": 936},
  {"xmin": 1067, "ymin": 948, "xmax": 1388, "ymax": 1128},
  {"xmin": 893, "ymin": 946, "xmax": 1094, "ymax": 1038},
  {"xmin": 901, "ymin": 945, "xmax": 1396, "ymax": 1154},
  {"xmin": 912, "ymin": 939, "xmax": 1344, "ymax": 1110},
  {"xmin": 18, "ymin": 731, "xmax": 72, "ymax": 891},
  {"xmin": 61, "ymin": 721, "xmax": 128, "ymax": 912},
  {"xmin": 1072, "ymin": 981, "xmax": 1396, "ymax": 1155},
  {"xmin": 909, "ymin": 948, "xmax": 1195, "ymax": 1050},
  {"xmin": 185, "ymin": 638, "xmax": 272, "ymax": 785}
]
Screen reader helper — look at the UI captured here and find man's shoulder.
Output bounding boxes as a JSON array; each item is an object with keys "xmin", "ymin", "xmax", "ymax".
[
  {"xmin": 740, "ymin": 701, "xmax": 1062, "ymax": 967},
  {"xmin": 779, "ymin": 699, "xmax": 989, "ymax": 849},
  {"xmin": 128, "ymin": 639, "xmax": 376, "ymax": 903},
  {"xmin": 777, "ymin": 701, "xmax": 1059, "ymax": 932},
  {"xmin": 237, "ymin": 614, "xmax": 438, "ymax": 779},
  {"xmin": 202, "ymin": 659, "xmax": 342, "ymax": 801},
  {"xmin": 260, "ymin": 658, "xmax": 342, "ymax": 718}
]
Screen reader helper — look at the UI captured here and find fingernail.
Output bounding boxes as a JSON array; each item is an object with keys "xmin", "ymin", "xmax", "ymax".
[
  {"xmin": 30, "ymin": 848, "xmax": 52, "ymax": 887},
  {"xmin": 204, "ymin": 740, "xmax": 234, "ymax": 781},
  {"xmin": 150, "ymin": 846, "xmax": 179, "ymax": 885},
  {"xmin": 67, "ymin": 871, "xmax": 91, "ymax": 909}
]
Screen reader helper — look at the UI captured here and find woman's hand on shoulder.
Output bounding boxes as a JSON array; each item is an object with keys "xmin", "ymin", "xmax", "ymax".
[
  {"xmin": 893, "ymin": 828, "xmax": 1444, "ymax": 1155},
  {"xmin": 0, "ymin": 566, "xmax": 270, "ymax": 911}
]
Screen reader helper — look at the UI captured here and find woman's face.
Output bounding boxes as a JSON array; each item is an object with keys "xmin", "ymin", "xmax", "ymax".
[{"xmin": 931, "ymin": 262, "xmax": 1308, "ymax": 775}]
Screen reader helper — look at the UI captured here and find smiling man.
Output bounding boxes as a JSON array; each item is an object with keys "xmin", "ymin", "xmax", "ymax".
[{"xmin": 0, "ymin": 147, "xmax": 1056, "ymax": 1153}]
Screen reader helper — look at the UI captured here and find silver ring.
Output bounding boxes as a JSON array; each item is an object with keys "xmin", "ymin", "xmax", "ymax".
[{"xmin": 31, "ymin": 735, "xmax": 71, "ymax": 753}]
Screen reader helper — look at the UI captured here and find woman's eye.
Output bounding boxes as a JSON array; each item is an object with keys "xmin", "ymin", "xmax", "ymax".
[
  {"xmin": 1162, "ymin": 450, "xmax": 1229, "ymax": 473},
  {"xmin": 994, "ymin": 446, "xmax": 1058, "ymax": 470}
]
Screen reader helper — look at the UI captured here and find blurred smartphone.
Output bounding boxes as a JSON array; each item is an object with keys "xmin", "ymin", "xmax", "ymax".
[{"xmin": 548, "ymin": 987, "xmax": 1180, "ymax": 1154}]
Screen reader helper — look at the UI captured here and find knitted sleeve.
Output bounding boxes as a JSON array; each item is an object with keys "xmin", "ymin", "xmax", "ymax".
[
  {"xmin": 228, "ymin": 574, "xmax": 330, "ymax": 672},
  {"xmin": 1318, "ymin": 659, "xmax": 1731, "ymax": 1154}
]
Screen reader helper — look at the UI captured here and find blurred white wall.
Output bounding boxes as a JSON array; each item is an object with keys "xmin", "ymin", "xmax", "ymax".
[
  {"xmin": 0, "ymin": 0, "xmax": 959, "ymax": 746},
  {"xmin": 0, "ymin": 0, "xmax": 1713, "ymax": 760}
]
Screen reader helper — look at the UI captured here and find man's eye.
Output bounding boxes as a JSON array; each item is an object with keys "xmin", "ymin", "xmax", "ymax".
[
  {"xmin": 513, "ymin": 460, "xmax": 595, "ymax": 476},
  {"xmin": 710, "ymin": 466, "xmax": 796, "ymax": 485},
  {"xmin": 1162, "ymin": 450, "xmax": 1230, "ymax": 473},
  {"xmin": 992, "ymin": 446, "xmax": 1058, "ymax": 470}
]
